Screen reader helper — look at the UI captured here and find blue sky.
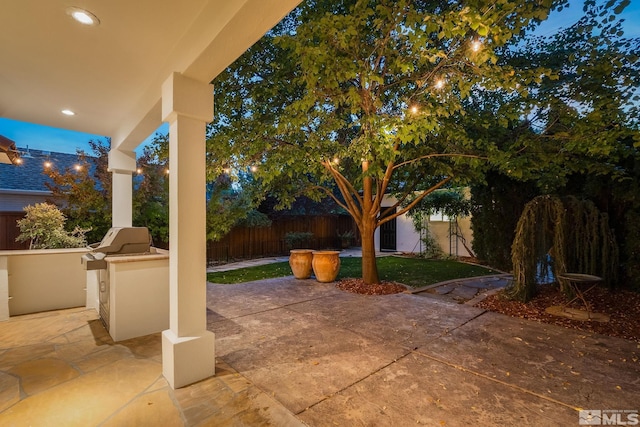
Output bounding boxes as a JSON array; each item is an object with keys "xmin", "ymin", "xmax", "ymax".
[
  {"xmin": 1, "ymin": 0, "xmax": 638, "ymax": 156},
  {"xmin": 0, "ymin": 117, "xmax": 167, "ymax": 155}
]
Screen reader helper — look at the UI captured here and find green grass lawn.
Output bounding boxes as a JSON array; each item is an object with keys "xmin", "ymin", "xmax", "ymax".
[{"xmin": 207, "ymin": 256, "xmax": 500, "ymax": 288}]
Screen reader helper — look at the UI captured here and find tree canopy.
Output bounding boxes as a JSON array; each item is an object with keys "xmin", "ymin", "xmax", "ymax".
[
  {"xmin": 45, "ymin": 138, "xmax": 170, "ymax": 245},
  {"xmin": 208, "ymin": 0, "xmax": 638, "ymax": 285}
]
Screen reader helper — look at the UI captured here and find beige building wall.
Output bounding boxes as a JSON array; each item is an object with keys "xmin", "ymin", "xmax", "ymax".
[
  {"xmin": 1, "ymin": 248, "xmax": 88, "ymax": 318},
  {"xmin": 375, "ymin": 192, "xmax": 474, "ymax": 257}
]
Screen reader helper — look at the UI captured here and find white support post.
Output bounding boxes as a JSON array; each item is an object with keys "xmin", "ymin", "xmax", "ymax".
[
  {"xmin": 0, "ymin": 256, "xmax": 9, "ymax": 321},
  {"xmin": 161, "ymin": 72, "xmax": 215, "ymax": 389},
  {"xmin": 108, "ymin": 149, "xmax": 137, "ymax": 228}
]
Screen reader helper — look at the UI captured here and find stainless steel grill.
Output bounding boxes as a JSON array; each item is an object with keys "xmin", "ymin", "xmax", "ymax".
[
  {"xmin": 81, "ymin": 227, "xmax": 151, "ymax": 270},
  {"xmin": 81, "ymin": 227, "xmax": 153, "ymax": 333}
]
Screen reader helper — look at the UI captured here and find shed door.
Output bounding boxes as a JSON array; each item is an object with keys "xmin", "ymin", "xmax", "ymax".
[{"xmin": 379, "ymin": 207, "xmax": 397, "ymax": 251}]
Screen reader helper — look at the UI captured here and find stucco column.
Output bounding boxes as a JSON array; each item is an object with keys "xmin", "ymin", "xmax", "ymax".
[
  {"xmin": 0, "ymin": 256, "xmax": 8, "ymax": 321},
  {"xmin": 161, "ymin": 72, "xmax": 215, "ymax": 389},
  {"xmin": 108, "ymin": 149, "xmax": 136, "ymax": 227}
]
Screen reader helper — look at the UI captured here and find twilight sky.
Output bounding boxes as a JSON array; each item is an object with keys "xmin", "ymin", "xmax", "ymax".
[{"xmin": 0, "ymin": 1, "xmax": 638, "ymax": 155}]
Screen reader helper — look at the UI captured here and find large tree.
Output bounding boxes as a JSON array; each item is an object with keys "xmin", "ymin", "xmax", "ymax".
[{"xmin": 209, "ymin": 0, "xmax": 568, "ymax": 285}]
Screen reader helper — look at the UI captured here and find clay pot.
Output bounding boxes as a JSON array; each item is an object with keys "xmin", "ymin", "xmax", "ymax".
[
  {"xmin": 289, "ymin": 249, "xmax": 314, "ymax": 279},
  {"xmin": 311, "ymin": 250, "xmax": 341, "ymax": 283}
]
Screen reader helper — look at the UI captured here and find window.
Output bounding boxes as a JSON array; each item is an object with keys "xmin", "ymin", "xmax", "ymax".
[{"xmin": 429, "ymin": 211, "xmax": 451, "ymax": 222}]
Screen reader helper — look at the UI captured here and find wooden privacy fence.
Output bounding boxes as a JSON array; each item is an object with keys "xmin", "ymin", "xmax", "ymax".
[
  {"xmin": 2, "ymin": 211, "xmax": 358, "ymax": 261},
  {"xmin": 0, "ymin": 212, "xmax": 29, "ymax": 250},
  {"xmin": 207, "ymin": 215, "xmax": 358, "ymax": 264}
]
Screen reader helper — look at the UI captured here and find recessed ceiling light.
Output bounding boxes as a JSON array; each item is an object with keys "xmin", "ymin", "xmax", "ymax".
[
  {"xmin": 61, "ymin": 109, "xmax": 75, "ymax": 116},
  {"xmin": 66, "ymin": 7, "xmax": 100, "ymax": 26}
]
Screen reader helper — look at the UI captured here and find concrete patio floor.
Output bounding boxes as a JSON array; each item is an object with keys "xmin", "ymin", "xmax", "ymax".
[{"xmin": 1, "ymin": 276, "xmax": 638, "ymax": 426}]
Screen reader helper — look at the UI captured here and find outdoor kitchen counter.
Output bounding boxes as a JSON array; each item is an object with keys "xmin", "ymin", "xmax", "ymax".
[
  {"xmin": 104, "ymin": 247, "xmax": 169, "ymax": 263},
  {"xmin": 96, "ymin": 247, "xmax": 170, "ymax": 342}
]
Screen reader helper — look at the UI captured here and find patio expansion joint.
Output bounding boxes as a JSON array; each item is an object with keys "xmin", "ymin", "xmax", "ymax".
[
  {"xmin": 411, "ymin": 312, "xmax": 584, "ymax": 414},
  {"xmin": 412, "ymin": 349, "xmax": 582, "ymax": 412},
  {"xmin": 293, "ymin": 348, "xmax": 416, "ymax": 416},
  {"xmin": 97, "ymin": 373, "xmax": 179, "ymax": 427},
  {"xmin": 217, "ymin": 294, "xmax": 339, "ymax": 321},
  {"xmin": 433, "ymin": 309, "xmax": 490, "ymax": 341},
  {"xmin": 1, "ymin": 370, "xmax": 27, "ymax": 402}
]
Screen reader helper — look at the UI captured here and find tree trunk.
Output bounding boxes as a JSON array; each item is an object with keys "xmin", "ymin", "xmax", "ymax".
[{"xmin": 360, "ymin": 215, "xmax": 380, "ymax": 285}]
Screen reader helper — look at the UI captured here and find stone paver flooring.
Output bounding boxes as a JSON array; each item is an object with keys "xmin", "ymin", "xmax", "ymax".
[
  {"xmin": 413, "ymin": 273, "xmax": 513, "ymax": 305},
  {"xmin": 2, "ymin": 270, "xmax": 638, "ymax": 426},
  {"xmin": 0, "ymin": 308, "xmax": 301, "ymax": 427}
]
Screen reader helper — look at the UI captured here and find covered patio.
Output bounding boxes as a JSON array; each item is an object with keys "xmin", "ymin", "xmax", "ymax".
[
  {"xmin": 2, "ymin": 2, "xmax": 639, "ymax": 426},
  {"xmin": 1, "ymin": 0, "xmax": 301, "ymax": 389},
  {"xmin": 1, "ymin": 277, "xmax": 638, "ymax": 425}
]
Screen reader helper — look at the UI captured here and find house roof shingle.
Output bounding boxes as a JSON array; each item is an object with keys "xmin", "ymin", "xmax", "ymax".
[{"xmin": 0, "ymin": 147, "xmax": 85, "ymax": 192}]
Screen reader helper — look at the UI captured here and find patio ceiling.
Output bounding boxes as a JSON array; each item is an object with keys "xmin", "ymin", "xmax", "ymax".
[{"xmin": 0, "ymin": 0, "xmax": 300, "ymax": 151}]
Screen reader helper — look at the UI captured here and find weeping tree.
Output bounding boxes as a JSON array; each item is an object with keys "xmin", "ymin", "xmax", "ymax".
[{"xmin": 509, "ymin": 195, "xmax": 618, "ymax": 302}]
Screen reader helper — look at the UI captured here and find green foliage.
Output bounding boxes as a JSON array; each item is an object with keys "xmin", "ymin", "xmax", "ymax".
[
  {"xmin": 490, "ymin": 0, "xmax": 640, "ymax": 186},
  {"xmin": 206, "ymin": 256, "xmax": 499, "ymax": 286},
  {"xmin": 338, "ymin": 229, "xmax": 355, "ymax": 248},
  {"xmin": 45, "ymin": 137, "xmax": 170, "ymax": 246},
  {"xmin": 420, "ymin": 224, "xmax": 445, "ymax": 260},
  {"xmin": 284, "ymin": 231, "xmax": 314, "ymax": 250},
  {"xmin": 208, "ymin": 0, "xmax": 569, "ymax": 284},
  {"xmin": 45, "ymin": 140, "xmax": 111, "ymax": 243},
  {"xmin": 16, "ymin": 203, "xmax": 88, "ymax": 249},
  {"xmin": 623, "ymin": 210, "xmax": 640, "ymax": 290},
  {"xmin": 470, "ymin": 172, "xmax": 540, "ymax": 270},
  {"xmin": 206, "ymin": 172, "xmax": 270, "ymax": 241},
  {"xmin": 470, "ymin": 0, "xmax": 640, "ymax": 286},
  {"xmin": 408, "ymin": 188, "xmax": 473, "ymax": 219},
  {"xmin": 133, "ymin": 133, "xmax": 170, "ymax": 245},
  {"xmin": 405, "ymin": 188, "xmax": 473, "ymax": 258}
]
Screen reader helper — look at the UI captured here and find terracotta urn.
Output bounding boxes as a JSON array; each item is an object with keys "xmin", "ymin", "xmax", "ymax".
[
  {"xmin": 311, "ymin": 250, "xmax": 341, "ymax": 283},
  {"xmin": 289, "ymin": 249, "xmax": 314, "ymax": 279}
]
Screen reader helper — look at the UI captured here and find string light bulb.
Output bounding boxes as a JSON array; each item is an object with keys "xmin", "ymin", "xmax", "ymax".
[
  {"xmin": 471, "ymin": 39, "xmax": 482, "ymax": 52},
  {"xmin": 434, "ymin": 79, "xmax": 445, "ymax": 89}
]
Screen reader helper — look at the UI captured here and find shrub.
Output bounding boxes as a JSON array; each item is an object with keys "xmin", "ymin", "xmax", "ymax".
[
  {"xmin": 16, "ymin": 203, "xmax": 89, "ymax": 249},
  {"xmin": 284, "ymin": 231, "xmax": 313, "ymax": 249}
]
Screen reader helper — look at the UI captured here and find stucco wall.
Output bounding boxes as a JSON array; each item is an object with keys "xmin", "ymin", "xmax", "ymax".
[
  {"xmin": 105, "ymin": 252, "xmax": 170, "ymax": 341},
  {"xmin": 375, "ymin": 194, "xmax": 473, "ymax": 257},
  {"xmin": 0, "ymin": 248, "xmax": 88, "ymax": 318}
]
